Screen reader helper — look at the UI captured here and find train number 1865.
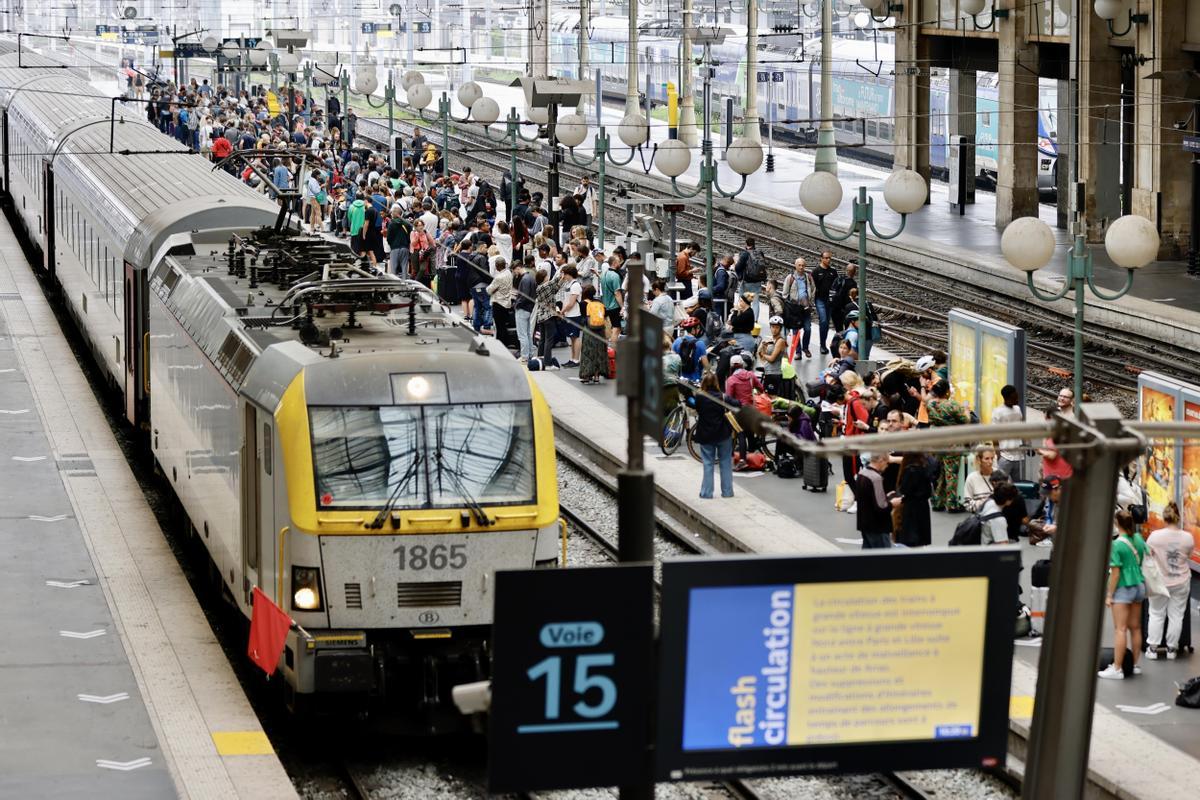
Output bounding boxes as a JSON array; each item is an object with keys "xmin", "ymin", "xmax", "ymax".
[{"xmin": 394, "ymin": 543, "xmax": 467, "ymax": 571}]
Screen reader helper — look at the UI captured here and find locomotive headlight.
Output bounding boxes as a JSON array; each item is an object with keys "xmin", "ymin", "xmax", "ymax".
[
  {"xmin": 391, "ymin": 372, "xmax": 449, "ymax": 404},
  {"xmin": 292, "ymin": 566, "xmax": 323, "ymax": 611},
  {"xmin": 407, "ymin": 375, "xmax": 431, "ymax": 399}
]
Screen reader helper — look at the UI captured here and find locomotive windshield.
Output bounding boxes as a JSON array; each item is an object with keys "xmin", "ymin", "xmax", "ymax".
[{"xmin": 310, "ymin": 402, "xmax": 537, "ymax": 510}]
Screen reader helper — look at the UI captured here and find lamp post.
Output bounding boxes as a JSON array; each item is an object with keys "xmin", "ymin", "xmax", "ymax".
[
  {"xmin": 1000, "ymin": 215, "xmax": 1158, "ymax": 403},
  {"xmin": 562, "ymin": 120, "xmax": 643, "ymax": 249},
  {"xmin": 351, "ymin": 64, "xmax": 399, "ymax": 165},
  {"xmin": 403, "ymin": 73, "xmax": 501, "ymax": 181},
  {"xmin": 798, "ymin": 169, "xmax": 927, "ymax": 360},
  {"xmin": 650, "ymin": 30, "xmax": 762, "ymax": 291}
]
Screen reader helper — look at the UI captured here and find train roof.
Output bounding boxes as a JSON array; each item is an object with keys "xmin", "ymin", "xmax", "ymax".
[{"xmin": 154, "ymin": 241, "xmax": 530, "ymax": 409}]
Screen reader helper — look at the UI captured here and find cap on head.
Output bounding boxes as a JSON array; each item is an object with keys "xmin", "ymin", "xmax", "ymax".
[
  {"xmin": 730, "ymin": 355, "xmax": 744, "ymax": 367},
  {"xmin": 768, "ymin": 315, "xmax": 784, "ymax": 326},
  {"xmin": 916, "ymin": 355, "xmax": 936, "ymax": 372}
]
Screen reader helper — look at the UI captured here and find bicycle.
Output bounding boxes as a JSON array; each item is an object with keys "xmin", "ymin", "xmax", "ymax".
[{"xmin": 661, "ymin": 381, "xmax": 698, "ymax": 456}]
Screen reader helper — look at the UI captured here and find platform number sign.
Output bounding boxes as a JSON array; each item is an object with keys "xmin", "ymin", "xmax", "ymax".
[
  {"xmin": 772, "ymin": 71, "xmax": 784, "ymax": 82},
  {"xmin": 414, "ymin": 21, "xmax": 432, "ymax": 33},
  {"xmin": 488, "ymin": 565, "xmax": 654, "ymax": 793},
  {"xmin": 756, "ymin": 70, "xmax": 769, "ymax": 83}
]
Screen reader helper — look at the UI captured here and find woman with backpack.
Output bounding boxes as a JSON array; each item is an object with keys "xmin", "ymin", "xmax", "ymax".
[
  {"xmin": 782, "ymin": 258, "xmax": 816, "ymax": 359},
  {"xmin": 1099, "ymin": 510, "xmax": 1148, "ymax": 680},
  {"xmin": 1145, "ymin": 502, "xmax": 1193, "ymax": 660},
  {"xmin": 578, "ymin": 286, "xmax": 608, "ymax": 383}
]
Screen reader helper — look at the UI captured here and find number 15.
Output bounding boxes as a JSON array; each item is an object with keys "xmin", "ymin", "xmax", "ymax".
[{"xmin": 527, "ymin": 654, "xmax": 617, "ymax": 720}]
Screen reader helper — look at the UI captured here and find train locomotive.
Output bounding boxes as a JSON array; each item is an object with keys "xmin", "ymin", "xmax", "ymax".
[{"xmin": 0, "ymin": 41, "xmax": 562, "ymax": 725}]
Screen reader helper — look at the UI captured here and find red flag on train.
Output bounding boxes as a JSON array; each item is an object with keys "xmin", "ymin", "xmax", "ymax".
[{"xmin": 247, "ymin": 587, "xmax": 291, "ymax": 676}]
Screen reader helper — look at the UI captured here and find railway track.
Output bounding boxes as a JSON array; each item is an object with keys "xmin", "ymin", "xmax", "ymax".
[{"xmin": 356, "ymin": 113, "xmax": 1196, "ymax": 415}]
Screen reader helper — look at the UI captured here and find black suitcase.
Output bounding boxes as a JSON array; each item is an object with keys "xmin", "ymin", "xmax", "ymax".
[
  {"xmin": 1142, "ymin": 584, "xmax": 1194, "ymax": 653},
  {"xmin": 1031, "ymin": 558, "xmax": 1052, "ymax": 588},
  {"xmin": 801, "ymin": 452, "xmax": 829, "ymax": 492}
]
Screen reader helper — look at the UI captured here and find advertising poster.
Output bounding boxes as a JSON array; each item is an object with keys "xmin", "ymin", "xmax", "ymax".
[
  {"xmin": 949, "ymin": 319, "xmax": 976, "ymax": 412},
  {"xmin": 978, "ymin": 332, "xmax": 1009, "ymax": 425},
  {"xmin": 1140, "ymin": 385, "xmax": 1178, "ymax": 530},
  {"xmin": 1182, "ymin": 400, "xmax": 1200, "ymax": 567},
  {"xmin": 681, "ymin": 578, "xmax": 989, "ymax": 750}
]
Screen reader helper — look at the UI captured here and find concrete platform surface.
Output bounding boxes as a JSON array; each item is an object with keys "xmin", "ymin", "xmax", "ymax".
[
  {"xmin": 0, "ymin": 218, "xmax": 296, "ymax": 799},
  {"xmin": 532, "ymin": 332, "xmax": 1200, "ymax": 798}
]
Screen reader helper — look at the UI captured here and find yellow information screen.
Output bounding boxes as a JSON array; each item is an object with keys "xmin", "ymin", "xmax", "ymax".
[
  {"xmin": 680, "ymin": 577, "xmax": 989, "ymax": 749},
  {"xmin": 949, "ymin": 320, "xmax": 976, "ymax": 411}
]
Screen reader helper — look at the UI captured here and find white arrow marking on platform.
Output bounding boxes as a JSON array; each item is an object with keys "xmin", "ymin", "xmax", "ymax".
[
  {"xmin": 1152, "ymin": 298, "xmax": 1177, "ymax": 303},
  {"xmin": 834, "ymin": 537, "xmax": 861, "ymax": 545},
  {"xmin": 46, "ymin": 579, "xmax": 89, "ymax": 589},
  {"xmin": 12, "ymin": 455, "xmax": 46, "ymax": 461},
  {"xmin": 96, "ymin": 758, "xmax": 152, "ymax": 771},
  {"xmin": 29, "ymin": 514, "xmax": 68, "ymax": 522},
  {"xmin": 1115, "ymin": 703, "xmax": 1171, "ymax": 715},
  {"xmin": 0, "ymin": 408, "xmax": 29, "ymax": 414},
  {"xmin": 60, "ymin": 629, "xmax": 106, "ymax": 639},
  {"xmin": 1014, "ymin": 638, "xmax": 1043, "ymax": 647},
  {"xmin": 0, "ymin": 368, "xmax": 14, "ymax": 373},
  {"xmin": 78, "ymin": 692, "xmax": 130, "ymax": 704}
]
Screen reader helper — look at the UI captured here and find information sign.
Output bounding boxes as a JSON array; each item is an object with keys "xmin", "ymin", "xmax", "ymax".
[
  {"xmin": 1136, "ymin": 371, "xmax": 1200, "ymax": 569},
  {"xmin": 489, "ymin": 565, "xmax": 654, "ymax": 793},
  {"xmin": 638, "ymin": 309, "xmax": 663, "ymax": 444},
  {"xmin": 414, "ymin": 21, "xmax": 432, "ymax": 33},
  {"xmin": 174, "ymin": 42, "xmax": 207, "ymax": 58},
  {"xmin": 656, "ymin": 550, "xmax": 1019, "ymax": 781},
  {"xmin": 1183, "ymin": 135, "xmax": 1200, "ymax": 153},
  {"xmin": 772, "ymin": 71, "xmax": 784, "ymax": 82},
  {"xmin": 756, "ymin": 71, "xmax": 768, "ymax": 83},
  {"xmin": 947, "ymin": 308, "xmax": 1025, "ymax": 424},
  {"xmin": 361, "ymin": 22, "xmax": 376, "ymax": 34}
]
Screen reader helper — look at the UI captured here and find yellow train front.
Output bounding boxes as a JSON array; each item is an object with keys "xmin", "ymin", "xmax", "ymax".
[{"xmin": 147, "ymin": 236, "xmax": 560, "ymax": 727}]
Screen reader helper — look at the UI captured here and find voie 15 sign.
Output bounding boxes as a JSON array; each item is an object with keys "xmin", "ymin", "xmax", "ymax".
[
  {"xmin": 655, "ymin": 550, "xmax": 1019, "ymax": 781},
  {"xmin": 488, "ymin": 565, "xmax": 654, "ymax": 793}
]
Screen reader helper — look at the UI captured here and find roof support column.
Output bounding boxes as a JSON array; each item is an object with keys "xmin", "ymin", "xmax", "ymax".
[
  {"xmin": 1133, "ymin": 0, "xmax": 1191, "ymax": 258},
  {"xmin": 1073, "ymin": 7, "xmax": 1123, "ymax": 240},
  {"xmin": 893, "ymin": 7, "xmax": 930, "ymax": 189},
  {"xmin": 995, "ymin": 0, "xmax": 1039, "ymax": 228},
  {"xmin": 949, "ymin": 68, "xmax": 976, "ymax": 206}
]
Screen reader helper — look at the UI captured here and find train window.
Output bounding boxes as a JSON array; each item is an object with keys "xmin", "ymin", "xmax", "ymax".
[
  {"xmin": 981, "ymin": 111, "xmax": 991, "ymax": 126},
  {"xmin": 309, "ymin": 403, "xmax": 537, "ymax": 510},
  {"xmin": 879, "ymin": 122, "xmax": 892, "ymax": 140},
  {"xmin": 867, "ymin": 120, "xmax": 878, "ymax": 138}
]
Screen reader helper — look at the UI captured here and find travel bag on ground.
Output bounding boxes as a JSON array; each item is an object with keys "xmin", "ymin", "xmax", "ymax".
[{"xmin": 803, "ymin": 453, "xmax": 830, "ymax": 492}]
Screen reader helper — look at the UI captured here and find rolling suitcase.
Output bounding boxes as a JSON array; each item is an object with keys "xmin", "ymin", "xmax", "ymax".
[
  {"xmin": 801, "ymin": 452, "xmax": 830, "ymax": 492},
  {"xmin": 1142, "ymin": 584, "xmax": 1194, "ymax": 654},
  {"xmin": 1031, "ymin": 558, "xmax": 1052, "ymax": 588},
  {"xmin": 1029, "ymin": 586, "xmax": 1049, "ymax": 634},
  {"xmin": 607, "ymin": 346, "xmax": 617, "ymax": 380}
]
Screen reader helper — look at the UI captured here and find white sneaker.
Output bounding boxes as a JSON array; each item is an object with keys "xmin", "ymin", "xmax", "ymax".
[
  {"xmin": 1145, "ymin": 648, "xmax": 1159, "ymax": 660},
  {"xmin": 1035, "ymin": 539, "xmax": 1054, "ymax": 548},
  {"xmin": 1133, "ymin": 665, "xmax": 1143, "ymax": 675},
  {"xmin": 1167, "ymin": 648, "xmax": 1178, "ymax": 660},
  {"xmin": 1097, "ymin": 664, "xmax": 1124, "ymax": 680}
]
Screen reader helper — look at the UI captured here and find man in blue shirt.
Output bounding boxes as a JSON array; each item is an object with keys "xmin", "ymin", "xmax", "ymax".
[
  {"xmin": 672, "ymin": 318, "xmax": 709, "ymax": 383},
  {"xmin": 270, "ymin": 157, "xmax": 291, "ymax": 203}
]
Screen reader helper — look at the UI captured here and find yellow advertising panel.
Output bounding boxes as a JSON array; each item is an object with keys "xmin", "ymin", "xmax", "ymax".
[
  {"xmin": 1183, "ymin": 400, "xmax": 1200, "ymax": 566},
  {"xmin": 978, "ymin": 332, "xmax": 1009, "ymax": 424},
  {"xmin": 266, "ymin": 91, "xmax": 281, "ymax": 116},
  {"xmin": 948, "ymin": 319, "xmax": 975, "ymax": 412},
  {"xmin": 1141, "ymin": 385, "xmax": 1177, "ymax": 529}
]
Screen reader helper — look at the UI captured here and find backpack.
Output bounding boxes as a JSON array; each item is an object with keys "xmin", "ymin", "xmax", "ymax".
[
  {"xmin": 830, "ymin": 273, "xmax": 847, "ymax": 300},
  {"xmin": 586, "ymin": 300, "xmax": 606, "ymax": 328},
  {"xmin": 723, "ymin": 268, "xmax": 740, "ymax": 306},
  {"xmin": 1177, "ymin": 676, "xmax": 1200, "ymax": 709},
  {"xmin": 677, "ymin": 336, "xmax": 698, "ymax": 374},
  {"xmin": 949, "ymin": 511, "xmax": 1004, "ymax": 546},
  {"xmin": 744, "ymin": 249, "xmax": 767, "ymax": 283},
  {"xmin": 704, "ymin": 307, "xmax": 723, "ymax": 342}
]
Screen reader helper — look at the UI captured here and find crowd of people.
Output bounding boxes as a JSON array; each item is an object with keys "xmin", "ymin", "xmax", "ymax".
[{"xmin": 138, "ymin": 75, "xmax": 1190, "ymax": 683}]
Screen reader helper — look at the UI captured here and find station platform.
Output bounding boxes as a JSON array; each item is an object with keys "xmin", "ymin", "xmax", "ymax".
[
  {"xmin": 532, "ymin": 331, "xmax": 1200, "ymax": 798},
  {"xmin": 0, "ymin": 218, "xmax": 296, "ymax": 798},
  {"xmin": 363, "ymin": 76, "xmax": 1200, "ymax": 350}
]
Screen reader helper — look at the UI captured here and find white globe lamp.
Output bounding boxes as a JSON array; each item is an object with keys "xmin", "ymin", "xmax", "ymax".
[
  {"xmin": 472, "ymin": 97, "xmax": 500, "ymax": 125},
  {"xmin": 960, "ymin": 0, "xmax": 987, "ymax": 16},
  {"xmin": 201, "ymin": 35, "xmax": 219, "ymax": 53},
  {"xmin": 276, "ymin": 51, "xmax": 299, "ymax": 73},
  {"xmin": 617, "ymin": 113, "xmax": 648, "ymax": 147},
  {"xmin": 799, "ymin": 171, "xmax": 844, "ymax": 217},
  {"xmin": 407, "ymin": 82, "xmax": 433, "ymax": 110},
  {"xmin": 401, "ymin": 70, "xmax": 425, "ymax": 91},
  {"xmin": 355, "ymin": 70, "xmax": 378, "ymax": 95},
  {"xmin": 220, "ymin": 42, "xmax": 240, "ymax": 60},
  {"xmin": 525, "ymin": 105, "xmax": 549, "ymax": 125},
  {"xmin": 860, "ymin": 0, "xmax": 887, "ymax": 10},
  {"xmin": 1104, "ymin": 215, "xmax": 1159, "ymax": 269},
  {"xmin": 555, "ymin": 114, "xmax": 589, "ymax": 148},
  {"xmin": 883, "ymin": 169, "xmax": 927, "ymax": 214},
  {"xmin": 727, "ymin": 137, "xmax": 764, "ymax": 176},
  {"xmin": 655, "ymin": 139, "xmax": 691, "ymax": 178},
  {"xmin": 1000, "ymin": 217, "xmax": 1056, "ymax": 272},
  {"xmin": 457, "ymin": 81, "xmax": 482, "ymax": 110},
  {"xmin": 1094, "ymin": 0, "xmax": 1122, "ymax": 21},
  {"xmin": 247, "ymin": 47, "xmax": 269, "ymax": 67}
]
